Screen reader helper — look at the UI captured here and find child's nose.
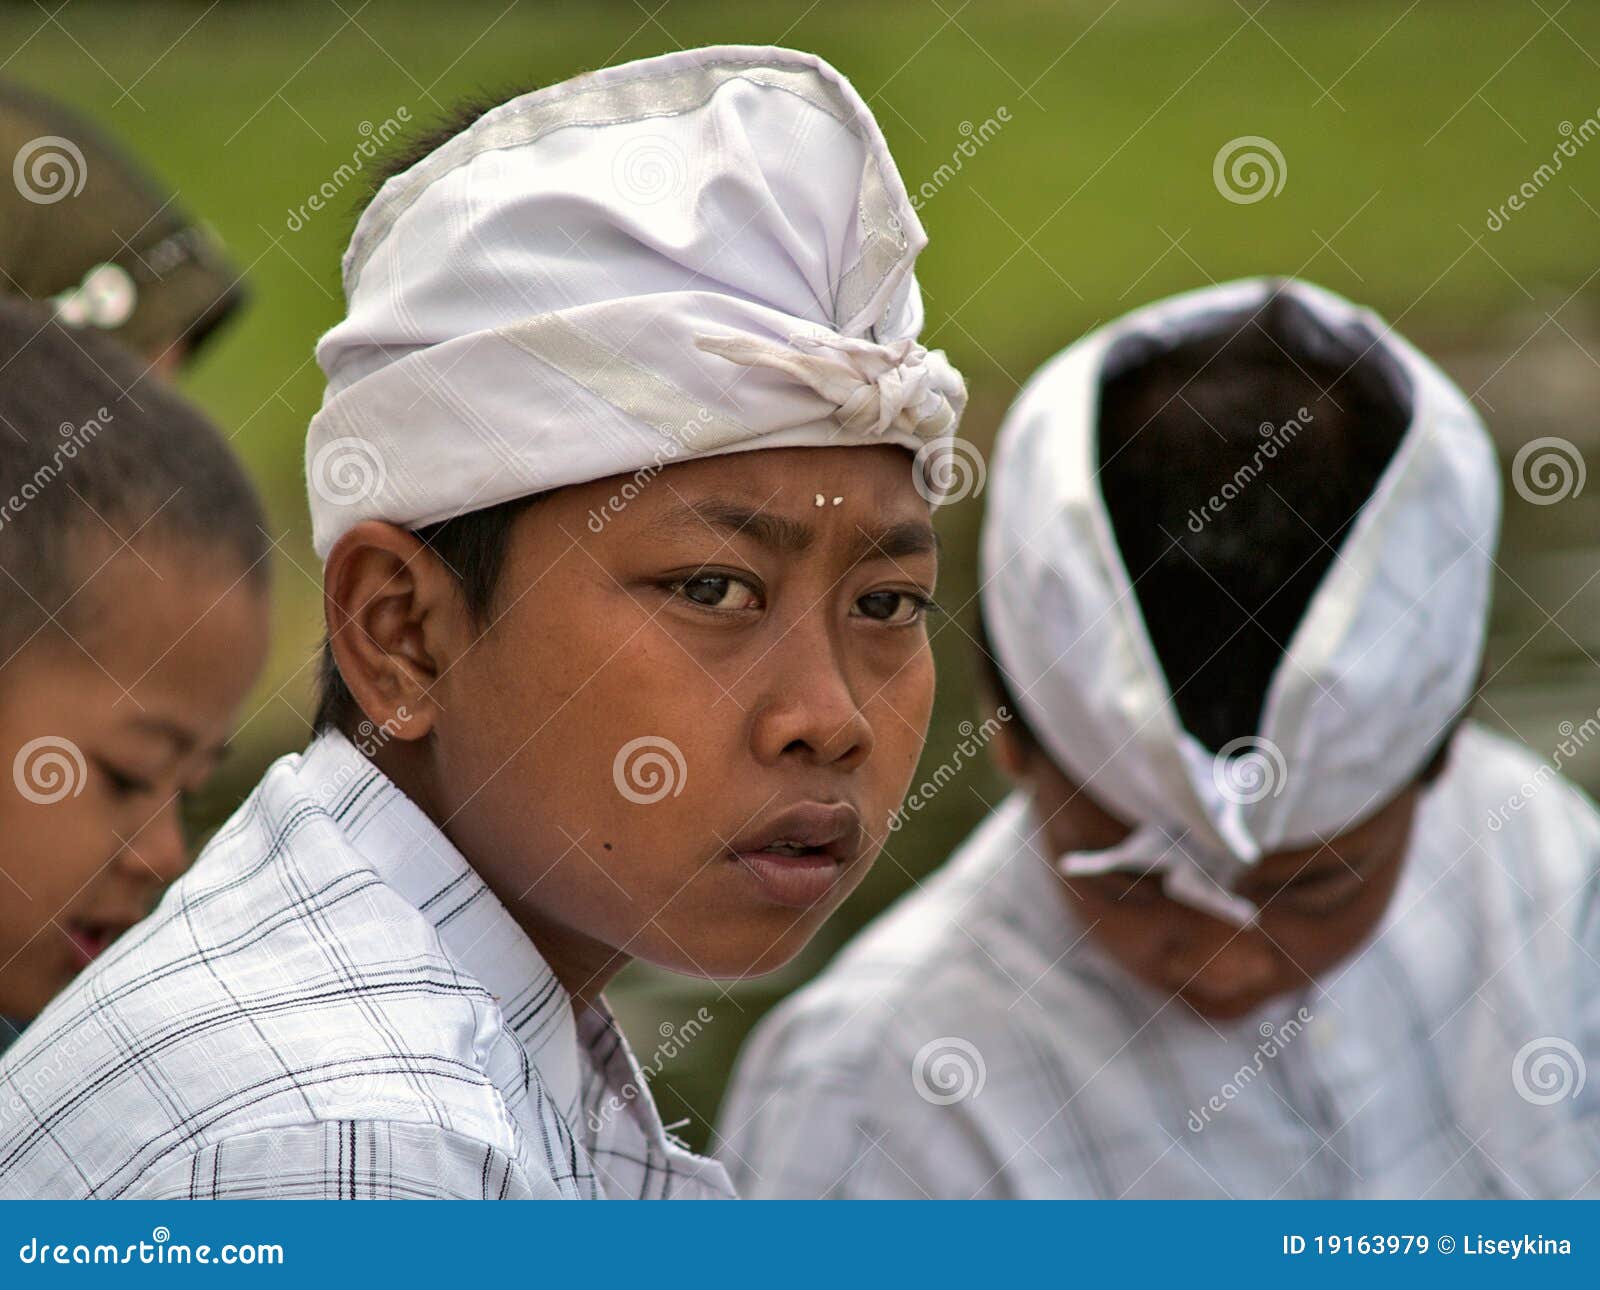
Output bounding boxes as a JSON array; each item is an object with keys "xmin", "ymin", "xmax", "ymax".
[
  {"xmin": 118, "ymin": 801, "xmax": 189, "ymax": 885},
  {"xmin": 1163, "ymin": 916, "xmax": 1278, "ymax": 1002},
  {"xmin": 749, "ymin": 638, "xmax": 874, "ymax": 770}
]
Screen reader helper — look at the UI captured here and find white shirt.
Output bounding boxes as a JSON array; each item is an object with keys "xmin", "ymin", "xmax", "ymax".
[
  {"xmin": 0, "ymin": 733, "xmax": 733, "ymax": 1200},
  {"xmin": 717, "ymin": 725, "xmax": 1600, "ymax": 1199}
]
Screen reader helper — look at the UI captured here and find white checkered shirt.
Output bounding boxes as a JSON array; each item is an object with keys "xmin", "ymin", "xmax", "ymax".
[
  {"xmin": 717, "ymin": 725, "xmax": 1600, "ymax": 1198},
  {"xmin": 0, "ymin": 732, "xmax": 733, "ymax": 1200}
]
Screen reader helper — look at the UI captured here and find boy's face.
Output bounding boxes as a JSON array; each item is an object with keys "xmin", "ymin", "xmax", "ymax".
[
  {"xmin": 425, "ymin": 445, "xmax": 939, "ymax": 990},
  {"xmin": 1003, "ymin": 727, "xmax": 1416, "ymax": 1021},
  {"xmin": 0, "ymin": 543, "xmax": 269, "ymax": 1020}
]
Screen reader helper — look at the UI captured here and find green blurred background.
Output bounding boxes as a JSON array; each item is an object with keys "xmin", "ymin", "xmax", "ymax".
[{"xmin": 8, "ymin": 0, "xmax": 1599, "ymax": 1151}]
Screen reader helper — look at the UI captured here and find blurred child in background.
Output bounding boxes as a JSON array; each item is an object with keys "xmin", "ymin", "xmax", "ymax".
[
  {"xmin": 0, "ymin": 78, "xmax": 246, "ymax": 376},
  {"xmin": 721, "ymin": 279, "xmax": 1600, "ymax": 1199},
  {"xmin": 0, "ymin": 299, "xmax": 271, "ymax": 1058}
]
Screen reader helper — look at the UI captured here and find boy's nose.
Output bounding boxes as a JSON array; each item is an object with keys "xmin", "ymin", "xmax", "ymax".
[
  {"xmin": 749, "ymin": 637, "xmax": 874, "ymax": 770},
  {"xmin": 1163, "ymin": 915, "xmax": 1278, "ymax": 1004},
  {"xmin": 119, "ymin": 800, "xmax": 189, "ymax": 885}
]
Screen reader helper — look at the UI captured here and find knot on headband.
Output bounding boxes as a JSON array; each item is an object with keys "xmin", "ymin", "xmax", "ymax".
[{"xmin": 694, "ymin": 330, "xmax": 965, "ymax": 440}]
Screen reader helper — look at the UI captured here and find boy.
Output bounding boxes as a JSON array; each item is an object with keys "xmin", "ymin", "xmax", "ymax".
[
  {"xmin": 0, "ymin": 299, "xmax": 271, "ymax": 1057},
  {"xmin": 719, "ymin": 279, "xmax": 1600, "ymax": 1199},
  {"xmin": 0, "ymin": 46, "xmax": 962, "ymax": 1199}
]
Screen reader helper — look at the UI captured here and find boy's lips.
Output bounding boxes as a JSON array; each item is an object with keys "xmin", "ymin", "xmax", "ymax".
[
  {"xmin": 63, "ymin": 916, "xmax": 138, "ymax": 967},
  {"xmin": 727, "ymin": 801, "xmax": 863, "ymax": 908}
]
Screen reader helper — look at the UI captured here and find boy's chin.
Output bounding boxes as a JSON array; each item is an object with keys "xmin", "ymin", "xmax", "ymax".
[{"xmin": 641, "ymin": 923, "xmax": 822, "ymax": 983}]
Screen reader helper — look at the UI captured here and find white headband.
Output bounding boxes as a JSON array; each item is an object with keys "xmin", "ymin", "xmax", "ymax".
[
  {"xmin": 981, "ymin": 279, "xmax": 1499, "ymax": 916},
  {"xmin": 305, "ymin": 45, "xmax": 965, "ymax": 557}
]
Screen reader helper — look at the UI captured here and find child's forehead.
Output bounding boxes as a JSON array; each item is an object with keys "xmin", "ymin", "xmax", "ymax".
[{"xmin": 502, "ymin": 444, "xmax": 937, "ymax": 568}]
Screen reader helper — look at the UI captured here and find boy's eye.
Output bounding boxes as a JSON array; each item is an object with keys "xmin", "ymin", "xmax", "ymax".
[
  {"xmin": 1271, "ymin": 872, "xmax": 1363, "ymax": 915},
  {"xmin": 853, "ymin": 589, "xmax": 935, "ymax": 625},
  {"xmin": 1086, "ymin": 870, "xmax": 1165, "ymax": 904},
  {"xmin": 672, "ymin": 574, "xmax": 760, "ymax": 611},
  {"xmin": 97, "ymin": 761, "xmax": 157, "ymax": 799}
]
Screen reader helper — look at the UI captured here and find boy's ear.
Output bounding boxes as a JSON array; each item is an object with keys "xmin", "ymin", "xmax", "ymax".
[
  {"xmin": 989, "ymin": 709, "xmax": 1030, "ymax": 782},
  {"xmin": 324, "ymin": 520, "xmax": 461, "ymax": 741}
]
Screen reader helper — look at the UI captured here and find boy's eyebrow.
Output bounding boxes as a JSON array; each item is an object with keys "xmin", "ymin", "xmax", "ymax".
[
  {"xmin": 649, "ymin": 500, "xmax": 939, "ymax": 565},
  {"xmin": 130, "ymin": 717, "xmax": 194, "ymax": 754},
  {"xmin": 848, "ymin": 519, "xmax": 940, "ymax": 565},
  {"xmin": 128, "ymin": 717, "xmax": 229, "ymax": 763},
  {"xmin": 651, "ymin": 500, "xmax": 814, "ymax": 555}
]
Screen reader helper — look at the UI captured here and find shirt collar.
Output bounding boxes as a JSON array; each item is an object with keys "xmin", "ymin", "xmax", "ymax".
[{"xmin": 295, "ymin": 730, "xmax": 585, "ymax": 1123}]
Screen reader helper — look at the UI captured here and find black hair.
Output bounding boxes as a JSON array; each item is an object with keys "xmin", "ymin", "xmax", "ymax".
[
  {"xmin": 1095, "ymin": 288, "xmax": 1411, "ymax": 752},
  {"xmin": 0, "ymin": 296, "xmax": 269, "ymax": 659},
  {"xmin": 976, "ymin": 286, "xmax": 1414, "ymax": 760},
  {"xmin": 311, "ymin": 86, "xmax": 548, "ymax": 736},
  {"xmin": 311, "ymin": 493, "xmax": 540, "ymax": 733}
]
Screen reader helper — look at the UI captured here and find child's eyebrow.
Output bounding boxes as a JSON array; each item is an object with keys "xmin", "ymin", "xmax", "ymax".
[
  {"xmin": 650, "ymin": 499, "xmax": 814, "ymax": 555},
  {"xmin": 129, "ymin": 717, "xmax": 197, "ymax": 758},
  {"xmin": 849, "ymin": 519, "xmax": 940, "ymax": 565},
  {"xmin": 649, "ymin": 499, "xmax": 938, "ymax": 565}
]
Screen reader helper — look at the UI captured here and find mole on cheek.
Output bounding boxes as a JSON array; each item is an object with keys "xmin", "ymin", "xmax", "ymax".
[{"xmin": 602, "ymin": 842, "xmax": 613, "ymax": 851}]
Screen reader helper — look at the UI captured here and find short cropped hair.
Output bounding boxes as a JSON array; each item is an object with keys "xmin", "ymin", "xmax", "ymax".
[
  {"xmin": 310, "ymin": 88, "xmax": 546, "ymax": 736},
  {"xmin": 0, "ymin": 296, "xmax": 268, "ymax": 661},
  {"xmin": 977, "ymin": 288, "xmax": 1411, "ymax": 758}
]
